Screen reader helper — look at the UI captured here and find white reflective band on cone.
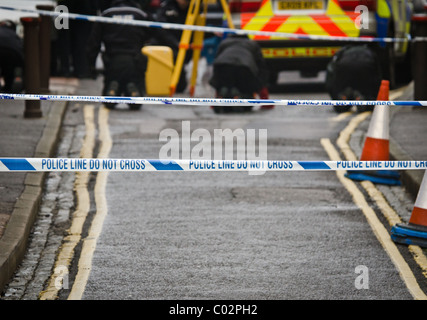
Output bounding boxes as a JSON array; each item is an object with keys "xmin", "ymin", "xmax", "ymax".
[
  {"xmin": 367, "ymin": 105, "xmax": 389, "ymax": 140},
  {"xmin": 415, "ymin": 171, "xmax": 427, "ymax": 210}
]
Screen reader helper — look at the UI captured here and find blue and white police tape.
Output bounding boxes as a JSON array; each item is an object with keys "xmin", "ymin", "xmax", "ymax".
[
  {"xmin": 0, "ymin": 5, "xmax": 416, "ymax": 43},
  {"xmin": 1, "ymin": 158, "xmax": 426, "ymax": 172},
  {"xmin": 1, "ymin": 93, "xmax": 426, "ymax": 107}
]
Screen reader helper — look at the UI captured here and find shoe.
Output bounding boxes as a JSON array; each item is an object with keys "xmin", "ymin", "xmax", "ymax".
[
  {"xmin": 218, "ymin": 87, "xmax": 229, "ymax": 98},
  {"xmin": 106, "ymin": 81, "xmax": 119, "ymax": 96},
  {"xmin": 104, "ymin": 81, "xmax": 119, "ymax": 110},
  {"xmin": 259, "ymin": 87, "xmax": 274, "ymax": 110},
  {"xmin": 126, "ymin": 82, "xmax": 141, "ymax": 97},
  {"xmin": 230, "ymin": 87, "xmax": 240, "ymax": 98},
  {"xmin": 354, "ymin": 90, "xmax": 374, "ymax": 113},
  {"xmin": 126, "ymin": 83, "xmax": 142, "ymax": 111},
  {"xmin": 339, "ymin": 87, "xmax": 365, "ymax": 101}
]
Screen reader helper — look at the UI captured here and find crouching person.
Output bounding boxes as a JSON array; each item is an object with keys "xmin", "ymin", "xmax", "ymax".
[
  {"xmin": 87, "ymin": 0, "xmax": 162, "ymax": 110},
  {"xmin": 209, "ymin": 34, "xmax": 271, "ymax": 113}
]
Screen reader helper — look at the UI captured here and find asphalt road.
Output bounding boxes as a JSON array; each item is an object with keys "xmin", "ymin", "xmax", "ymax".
[
  {"xmin": 77, "ymin": 74, "xmax": 415, "ymax": 299},
  {"xmin": 3, "ymin": 72, "xmax": 425, "ymax": 302}
]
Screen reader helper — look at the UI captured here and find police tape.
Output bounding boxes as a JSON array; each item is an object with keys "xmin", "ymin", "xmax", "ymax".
[
  {"xmin": 0, "ymin": 5, "xmax": 415, "ymax": 43},
  {"xmin": 1, "ymin": 158, "xmax": 426, "ymax": 172},
  {"xmin": 1, "ymin": 93, "xmax": 426, "ymax": 107}
]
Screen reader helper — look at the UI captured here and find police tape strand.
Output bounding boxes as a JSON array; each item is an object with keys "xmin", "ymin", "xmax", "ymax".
[
  {"xmin": 1, "ymin": 93, "xmax": 427, "ymax": 107},
  {"xmin": 0, "ymin": 5, "xmax": 419, "ymax": 43},
  {"xmin": 1, "ymin": 158, "xmax": 426, "ymax": 172}
]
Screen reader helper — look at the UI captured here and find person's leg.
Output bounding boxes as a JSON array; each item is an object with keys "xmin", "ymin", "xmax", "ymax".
[
  {"xmin": 116, "ymin": 54, "xmax": 144, "ymax": 110},
  {"xmin": 70, "ymin": 19, "xmax": 93, "ymax": 78},
  {"xmin": 235, "ymin": 67, "xmax": 258, "ymax": 98},
  {"xmin": 102, "ymin": 55, "xmax": 122, "ymax": 110},
  {"xmin": 213, "ymin": 64, "xmax": 236, "ymax": 97},
  {"xmin": 0, "ymin": 48, "xmax": 22, "ymax": 92},
  {"xmin": 212, "ymin": 64, "xmax": 239, "ymax": 113},
  {"xmin": 57, "ymin": 29, "xmax": 71, "ymax": 77}
]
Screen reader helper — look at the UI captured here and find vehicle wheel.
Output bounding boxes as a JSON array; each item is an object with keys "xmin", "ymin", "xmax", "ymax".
[
  {"xmin": 384, "ymin": 45, "xmax": 396, "ymax": 89},
  {"xmin": 379, "ymin": 28, "xmax": 397, "ymax": 89},
  {"xmin": 395, "ymin": 45, "xmax": 413, "ymax": 85}
]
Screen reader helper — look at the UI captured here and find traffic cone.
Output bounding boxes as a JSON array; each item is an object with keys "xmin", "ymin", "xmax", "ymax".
[
  {"xmin": 391, "ymin": 170, "xmax": 427, "ymax": 248},
  {"xmin": 345, "ymin": 80, "xmax": 401, "ymax": 185}
]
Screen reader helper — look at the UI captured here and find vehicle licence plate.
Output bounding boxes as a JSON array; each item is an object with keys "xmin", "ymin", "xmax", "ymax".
[
  {"xmin": 276, "ymin": 0, "xmax": 324, "ymax": 10},
  {"xmin": 262, "ymin": 47, "xmax": 340, "ymax": 58}
]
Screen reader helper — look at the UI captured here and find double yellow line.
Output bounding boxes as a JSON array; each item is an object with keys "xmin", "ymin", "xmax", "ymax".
[
  {"xmin": 39, "ymin": 105, "xmax": 111, "ymax": 300},
  {"xmin": 322, "ymin": 112, "xmax": 427, "ymax": 300}
]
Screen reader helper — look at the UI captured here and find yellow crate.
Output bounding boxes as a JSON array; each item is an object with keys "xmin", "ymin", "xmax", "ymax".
[{"xmin": 141, "ymin": 46, "xmax": 174, "ymax": 96}]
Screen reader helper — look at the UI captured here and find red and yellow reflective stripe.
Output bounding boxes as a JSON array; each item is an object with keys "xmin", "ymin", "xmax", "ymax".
[
  {"xmin": 241, "ymin": 0, "xmax": 360, "ymax": 40},
  {"xmin": 326, "ymin": 0, "xmax": 359, "ymax": 37},
  {"xmin": 241, "ymin": 0, "xmax": 273, "ymax": 37}
]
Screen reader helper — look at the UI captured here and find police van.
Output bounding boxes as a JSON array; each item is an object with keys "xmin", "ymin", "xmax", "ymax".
[{"xmin": 224, "ymin": 0, "xmax": 413, "ymax": 86}]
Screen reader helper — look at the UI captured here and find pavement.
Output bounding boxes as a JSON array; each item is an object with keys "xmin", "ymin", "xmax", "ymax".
[
  {"xmin": 0, "ymin": 78, "xmax": 77, "ymax": 293},
  {"xmin": 0, "ymin": 78, "xmax": 426, "ymax": 295}
]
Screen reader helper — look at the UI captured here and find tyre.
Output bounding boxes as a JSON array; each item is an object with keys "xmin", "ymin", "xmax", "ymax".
[
  {"xmin": 378, "ymin": 27, "xmax": 397, "ymax": 89},
  {"xmin": 395, "ymin": 45, "xmax": 413, "ymax": 85}
]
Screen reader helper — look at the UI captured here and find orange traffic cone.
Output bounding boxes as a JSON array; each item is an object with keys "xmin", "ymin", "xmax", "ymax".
[
  {"xmin": 345, "ymin": 80, "xmax": 401, "ymax": 185},
  {"xmin": 360, "ymin": 80, "xmax": 390, "ymax": 161},
  {"xmin": 391, "ymin": 170, "xmax": 427, "ymax": 247}
]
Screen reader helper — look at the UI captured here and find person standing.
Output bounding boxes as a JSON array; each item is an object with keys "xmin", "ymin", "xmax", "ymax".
[
  {"xmin": 69, "ymin": 0, "xmax": 99, "ymax": 78},
  {"xmin": 0, "ymin": 20, "xmax": 24, "ymax": 93}
]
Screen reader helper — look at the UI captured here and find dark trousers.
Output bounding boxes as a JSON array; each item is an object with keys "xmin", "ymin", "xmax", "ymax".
[
  {"xmin": 212, "ymin": 64, "xmax": 260, "ymax": 95},
  {"xmin": 103, "ymin": 53, "xmax": 147, "ymax": 96},
  {"xmin": 0, "ymin": 47, "xmax": 23, "ymax": 93},
  {"xmin": 70, "ymin": 20, "xmax": 92, "ymax": 78}
]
